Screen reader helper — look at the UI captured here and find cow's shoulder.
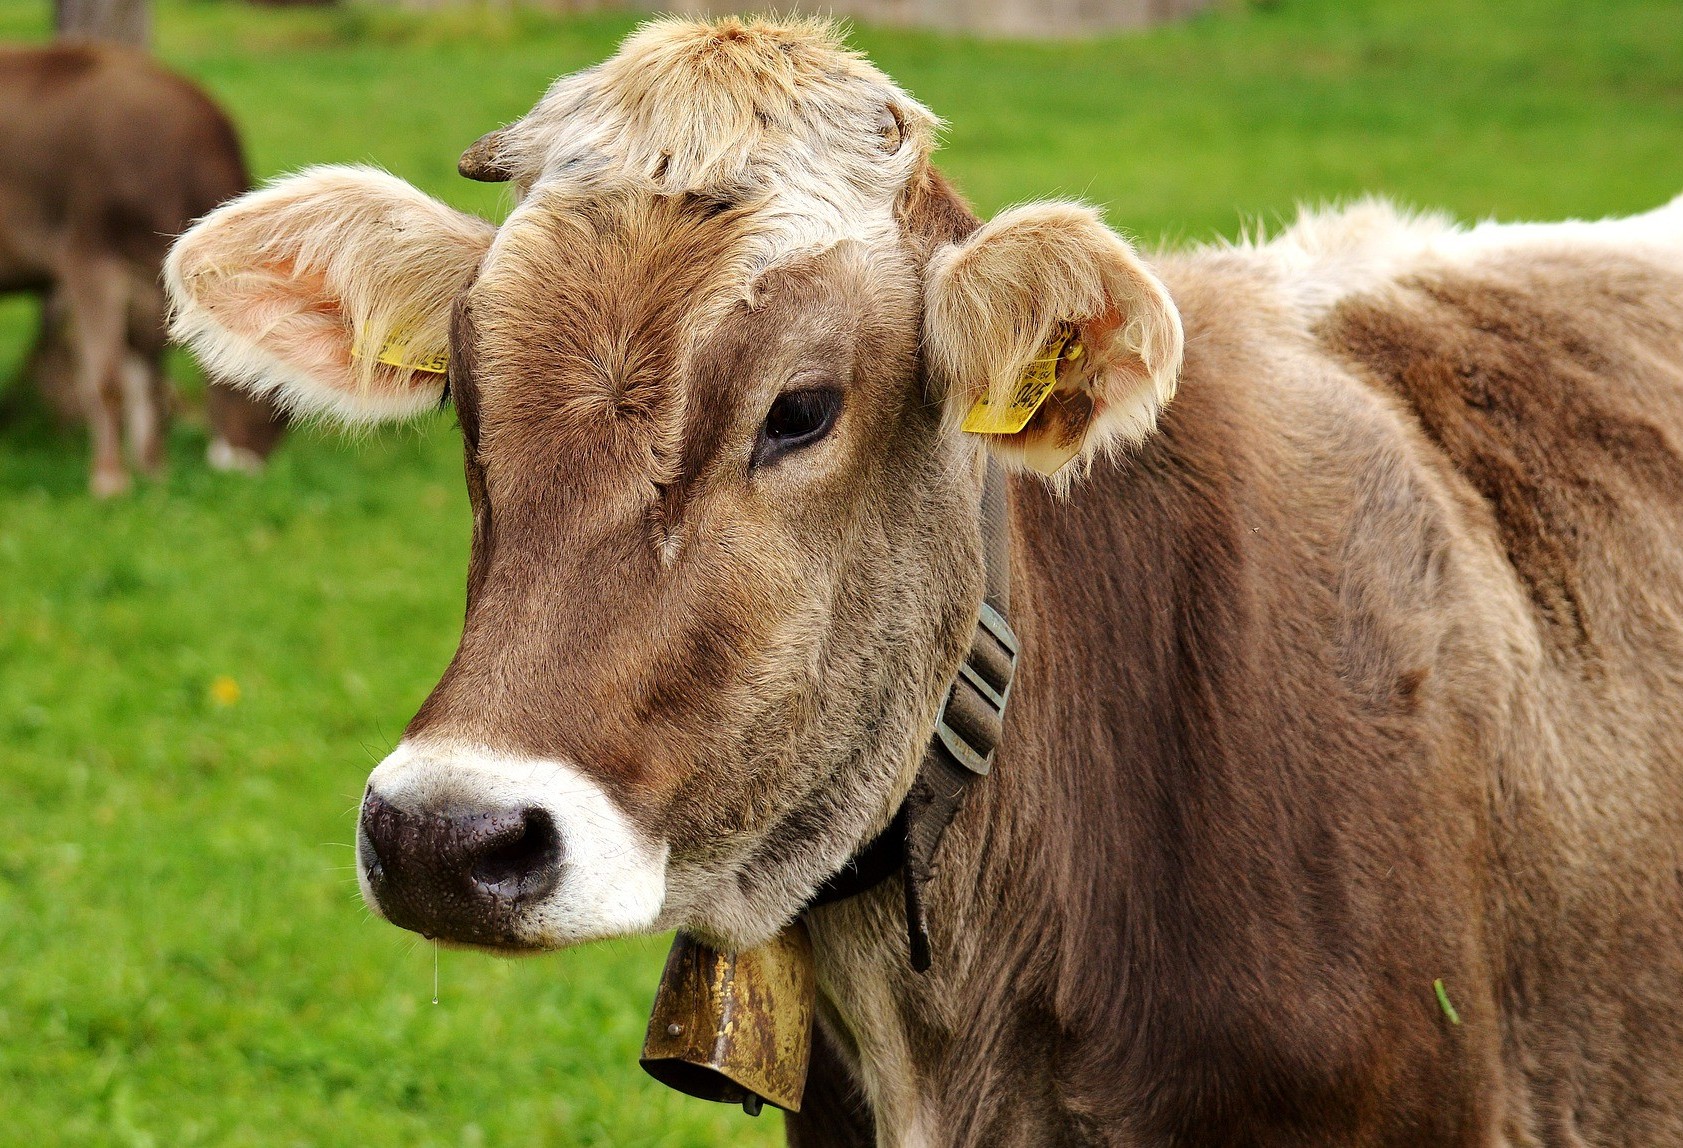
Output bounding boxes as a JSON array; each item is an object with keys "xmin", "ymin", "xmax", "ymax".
[
  {"xmin": 1124, "ymin": 193, "xmax": 1683, "ymax": 671},
  {"xmin": 1311, "ymin": 197, "xmax": 1683, "ymax": 652}
]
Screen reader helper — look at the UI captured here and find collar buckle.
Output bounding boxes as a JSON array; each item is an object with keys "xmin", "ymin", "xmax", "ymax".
[{"xmin": 932, "ymin": 600, "xmax": 1019, "ymax": 777}]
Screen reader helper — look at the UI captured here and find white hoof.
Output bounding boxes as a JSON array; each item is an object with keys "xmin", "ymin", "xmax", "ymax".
[
  {"xmin": 90, "ymin": 468, "xmax": 132, "ymax": 498},
  {"xmin": 207, "ymin": 438, "xmax": 266, "ymax": 474}
]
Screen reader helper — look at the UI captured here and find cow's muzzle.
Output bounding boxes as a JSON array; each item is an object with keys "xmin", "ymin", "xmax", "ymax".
[{"xmin": 357, "ymin": 787, "xmax": 562, "ymax": 947}]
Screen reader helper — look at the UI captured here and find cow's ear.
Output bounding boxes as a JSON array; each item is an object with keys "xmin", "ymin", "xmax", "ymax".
[
  {"xmin": 923, "ymin": 202, "xmax": 1182, "ymax": 478},
  {"xmin": 166, "ymin": 166, "xmax": 494, "ymax": 424}
]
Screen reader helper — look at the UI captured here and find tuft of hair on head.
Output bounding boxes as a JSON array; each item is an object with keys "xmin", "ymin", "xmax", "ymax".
[{"xmin": 488, "ymin": 13, "xmax": 940, "ymax": 229}]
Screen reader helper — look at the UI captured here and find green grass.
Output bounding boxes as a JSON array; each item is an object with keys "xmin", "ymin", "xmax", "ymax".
[{"xmin": 0, "ymin": 0, "xmax": 1679, "ymax": 1143}]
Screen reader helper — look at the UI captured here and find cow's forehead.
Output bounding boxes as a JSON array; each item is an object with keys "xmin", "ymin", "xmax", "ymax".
[
  {"xmin": 467, "ymin": 190, "xmax": 759, "ymax": 467},
  {"xmin": 490, "ymin": 16, "xmax": 938, "ymax": 266},
  {"xmin": 464, "ymin": 186, "xmax": 914, "ymax": 501},
  {"xmin": 476, "ymin": 187, "xmax": 763, "ymax": 347}
]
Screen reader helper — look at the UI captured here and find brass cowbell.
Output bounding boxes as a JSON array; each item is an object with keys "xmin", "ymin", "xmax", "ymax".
[
  {"xmin": 636, "ymin": 922, "xmax": 814, "ymax": 1110},
  {"xmin": 639, "ymin": 921, "xmax": 817, "ymax": 1115}
]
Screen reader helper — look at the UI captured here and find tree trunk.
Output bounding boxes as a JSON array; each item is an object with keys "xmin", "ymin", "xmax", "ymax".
[{"xmin": 54, "ymin": 0, "xmax": 149, "ymax": 47}]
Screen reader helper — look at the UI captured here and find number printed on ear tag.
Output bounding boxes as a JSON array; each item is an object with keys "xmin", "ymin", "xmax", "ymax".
[
  {"xmin": 353, "ymin": 323, "xmax": 450, "ymax": 375},
  {"xmin": 376, "ymin": 337, "xmax": 449, "ymax": 375},
  {"xmin": 962, "ymin": 325, "xmax": 1082, "ymax": 436}
]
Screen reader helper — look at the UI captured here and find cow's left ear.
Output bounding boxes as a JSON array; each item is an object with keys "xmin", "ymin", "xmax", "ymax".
[
  {"xmin": 166, "ymin": 166, "xmax": 494, "ymax": 425},
  {"xmin": 923, "ymin": 202, "xmax": 1183, "ymax": 477}
]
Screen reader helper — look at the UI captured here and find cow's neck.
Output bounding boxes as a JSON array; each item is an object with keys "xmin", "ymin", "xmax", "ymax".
[{"xmin": 806, "ymin": 466, "xmax": 1113, "ymax": 1147}]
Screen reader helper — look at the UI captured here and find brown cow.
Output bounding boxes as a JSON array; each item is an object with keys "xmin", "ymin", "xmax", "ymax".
[
  {"xmin": 166, "ymin": 17, "xmax": 1683, "ymax": 1147},
  {"xmin": 0, "ymin": 42, "xmax": 286, "ymax": 494}
]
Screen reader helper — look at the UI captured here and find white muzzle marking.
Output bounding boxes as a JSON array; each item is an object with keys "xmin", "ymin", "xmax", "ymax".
[{"xmin": 360, "ymin": 740, "xmax": 670, "ymax": 946}]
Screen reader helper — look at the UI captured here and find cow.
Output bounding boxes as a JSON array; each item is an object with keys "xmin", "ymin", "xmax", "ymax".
[
  {"xmin": 164, "ymin": 16, "xmax": 1683, "ymax": 1147},
  {"xmin": 0, "ymin": 42, "xmax": 286, "ymax": 495}
]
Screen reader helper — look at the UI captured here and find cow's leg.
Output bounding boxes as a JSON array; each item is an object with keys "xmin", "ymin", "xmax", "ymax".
[
  {"xmin": 23, "ymin": 288, "xmax": 86, "ymax": 427},
  {"xmin": 123, "ymin": 281, "xmax": 170, "ymax": 478},
  {"xmin": 119, "ymin": 351, "xmax": 167, "ymax": 478},
  {"xmin": 60, "ymin": 256, "xmax": 132, "ymax": 497}
]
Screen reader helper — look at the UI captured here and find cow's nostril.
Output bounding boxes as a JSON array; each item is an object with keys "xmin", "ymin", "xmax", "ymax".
[
  {"xmin": 358, "ymin": 789, "xmax": 564, "ymax": 946},
  {"xmin": 471, "ymin": 808, "xmax": 561, "ymax": 894}
]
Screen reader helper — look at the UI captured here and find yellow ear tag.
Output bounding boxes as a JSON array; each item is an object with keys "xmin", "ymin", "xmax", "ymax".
[
  {"xmin": 961, "ymin": 326, "xmax": 1082, "ymax": 436},
  {"xmin": 352, "ymin": 324, "xmax": 449, "ymax": 375}
]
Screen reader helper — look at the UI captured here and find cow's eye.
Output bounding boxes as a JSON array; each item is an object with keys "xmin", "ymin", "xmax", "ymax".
[{"xmin": 754, "ymin": 387, "xmax": 842, "ymax": 467}]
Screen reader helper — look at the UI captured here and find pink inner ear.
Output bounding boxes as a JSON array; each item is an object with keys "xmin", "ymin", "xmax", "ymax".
[
  {"xmin": 207, "ymin": 261, "xmax": 446, "ymax": 405},
  {"xmin": 1086, "ymin": 304, "xmax": 1124, "ymax": 341},
  {"xmin": 1077, "ymin": 305, "xmax": 1144, "ymax": 378},
  {"xmin": 204, "ymin": 262, "xmax": 355, "ymax": 385}
]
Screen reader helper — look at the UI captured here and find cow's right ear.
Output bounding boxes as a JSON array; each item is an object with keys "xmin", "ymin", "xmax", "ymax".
[
  {"xmin": 923, "ymin": 201, "xmax": 1182, "ymax": 479},
  {"xmin": 165, "ymin": 165, "xmax": 495, "ymax": 424}
]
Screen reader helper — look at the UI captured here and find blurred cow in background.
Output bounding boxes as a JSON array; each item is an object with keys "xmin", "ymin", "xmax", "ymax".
[{"xmin": 0, "ymin": 42, "xmax": 286, "ymax": 495}]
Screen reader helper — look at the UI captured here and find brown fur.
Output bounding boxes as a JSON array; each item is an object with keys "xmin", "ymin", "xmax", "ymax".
[
  {"xmin": 0, "ymin": 42, "xmax": 286, "ymax": 491},
  {"xmin": 1321, "ymin": 251, "xmax": 1683, "ymax": 1145},
  {"xmin": 413, "ymin": 189, "xmax": 981, "ymax": 911}
]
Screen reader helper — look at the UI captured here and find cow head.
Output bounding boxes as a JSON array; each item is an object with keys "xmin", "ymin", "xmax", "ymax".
[{"xmin": 164, "ymin": 17, "xmax": 1181, "ymax": 953}]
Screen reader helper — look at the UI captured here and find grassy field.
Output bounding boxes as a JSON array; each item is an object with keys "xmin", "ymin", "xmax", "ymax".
[{"xmin": 1, "ymin": 0, "xmax": 1680, "ymax": 1143}]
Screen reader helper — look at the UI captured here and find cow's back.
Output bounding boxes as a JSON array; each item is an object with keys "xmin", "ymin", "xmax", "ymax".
[
  {"xmin": 0, "ymin": 43, "xmax": 248, "ymax": 277},
  {"xmin": 970, "ymin": 204, "xmax": 1683, "ymax": 1146}
]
